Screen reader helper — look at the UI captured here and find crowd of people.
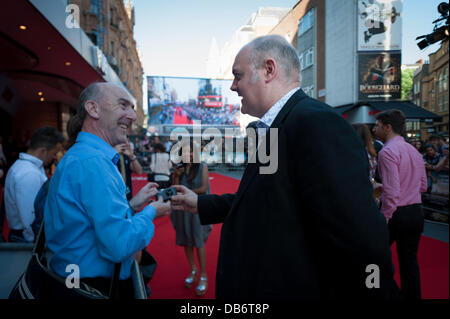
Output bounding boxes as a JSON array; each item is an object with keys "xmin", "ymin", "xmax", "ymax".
[{"xmin": 0, "ymin": 35, "xmax": 448, "ymax": 300}]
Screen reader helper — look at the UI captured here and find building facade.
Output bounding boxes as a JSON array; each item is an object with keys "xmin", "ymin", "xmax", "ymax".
[
  {"xmin": 419, "ymin": 40, "xmax": 449, "ymax": 139},
  {"xmin": 70, "ymin": 0, "xmax": 145, "ymax": 128},
  {"xmin": 268, "ymin": 0, "xmax": 326, "ymax": 103},
  {"xmin": 0, "ymin": 0, "xmax": 132, "ymax": 149},
  {"xmin": 217, "ymin": 7, "xmax": 290, "ymax": 80}
]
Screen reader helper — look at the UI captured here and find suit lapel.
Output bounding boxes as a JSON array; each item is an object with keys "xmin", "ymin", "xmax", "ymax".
[{"xmin": 228, "ymin": 89, "xmax": 309, "ymax": 216}]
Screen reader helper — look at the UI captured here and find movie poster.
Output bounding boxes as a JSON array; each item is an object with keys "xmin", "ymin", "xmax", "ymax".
[
  {"xmin": 357, "ymin": 0, "xmax": 402, "ymax": 51},
  {"xmin": 359, "ymin": 53, "xmax": 401, "ymax": 100}
]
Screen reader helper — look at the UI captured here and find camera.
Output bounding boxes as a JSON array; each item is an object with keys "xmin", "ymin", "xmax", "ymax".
[
  {"xmin": 157, "ymin": 187, "xmax": 177, "ymax": 202},
  {"xmin": 416, "ymin": 2, "xmax": 449, "ymax": 50}
]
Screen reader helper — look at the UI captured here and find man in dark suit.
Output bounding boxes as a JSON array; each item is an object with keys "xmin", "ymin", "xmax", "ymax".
[{"xmin": 171, "ymin": 35, "xmax": 397, "ymax": 299}]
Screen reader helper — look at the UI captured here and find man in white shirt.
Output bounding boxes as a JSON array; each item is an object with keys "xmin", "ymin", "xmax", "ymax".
[{"xmin": 4, "ymin": 126, "xmax": 65, "ymax": 242}]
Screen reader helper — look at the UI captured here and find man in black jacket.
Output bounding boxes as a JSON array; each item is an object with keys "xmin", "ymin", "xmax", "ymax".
[{"xmin": 171, "ymin": 35, "xmax": 398, "ymax": 299}]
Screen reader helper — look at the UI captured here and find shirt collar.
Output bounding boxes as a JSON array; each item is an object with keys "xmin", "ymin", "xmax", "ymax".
[
  {"xmin": 76, "ymin": 132, "xmax": 119, "ymax": 164},
  {"xmin": 260, "ymin": 87, "xmax": 300, "ymax": 127},
  {"xmin": 19, "ymin": 153, "xmax": 43, "ymax": 168}
]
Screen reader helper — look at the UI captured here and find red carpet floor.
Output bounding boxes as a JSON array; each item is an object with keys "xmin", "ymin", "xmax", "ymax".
[{"xmin": 132, "ymin": 172, "xmax": 449, "ymax": 300}]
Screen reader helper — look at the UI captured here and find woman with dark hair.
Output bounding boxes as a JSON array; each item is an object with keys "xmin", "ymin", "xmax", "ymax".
[
  {"xmin": 353, "ymin": 124, "xmax": 377, "ymax": 179},
  {"xmin": 170, "ymin": 142, "xmax": 211, "ymax": 297},
  {"xmin": 352, "ymin": 123, "xmax": 382, "ymax": 201}
]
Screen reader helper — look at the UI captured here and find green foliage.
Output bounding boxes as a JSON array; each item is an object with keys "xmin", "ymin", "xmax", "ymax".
[{"xmin": 401, "ymin": 68, "xmax": 415, "ymax": 100}]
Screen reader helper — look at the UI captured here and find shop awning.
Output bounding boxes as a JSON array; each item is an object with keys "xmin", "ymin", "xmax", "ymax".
[{"xmin": 333, "ymin": 101, "xmax": 442, "ymax": 123}]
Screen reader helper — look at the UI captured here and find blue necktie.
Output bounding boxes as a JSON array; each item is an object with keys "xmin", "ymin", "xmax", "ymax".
[
  {"xmin": 112, "ymin": 153, "xmax": 120, "ymax": 165},
  {"xmin": 256, "ymin": 121, "xmax": 269, "ymax": 131}
]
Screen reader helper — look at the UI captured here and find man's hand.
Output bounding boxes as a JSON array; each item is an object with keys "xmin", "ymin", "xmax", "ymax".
[
  {"xmin": 170, "ymin": 185, "xmax": 198, "ymax": 214},
  {"xmin": 123, "ymin": 141, "xmax": 134, "ymax": 157},
  {"xmin": 150, "ymin": 196, "xmax": 171, "ymax": 218},
  {"xmin": 129, "ymin": 182, "xmax": 159, "ymax": 212}
]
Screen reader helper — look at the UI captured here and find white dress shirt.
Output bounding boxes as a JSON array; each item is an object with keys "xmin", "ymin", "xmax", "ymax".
[
  {"xmin": 4, "ymin": 153, "xmax": 47, "ymax": 242},
  {"xmin": 255, "ymin": 87, "xmax": 300, "ymax": 149},
  {"xmin": 150, "ymin": 152, "xmax": 172, "ymax": 181}
]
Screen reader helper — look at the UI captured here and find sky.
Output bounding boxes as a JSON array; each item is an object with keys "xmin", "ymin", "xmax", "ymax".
[{"xmin": 133, "ymin": 0, "xmax": 448, "ymax": 78}]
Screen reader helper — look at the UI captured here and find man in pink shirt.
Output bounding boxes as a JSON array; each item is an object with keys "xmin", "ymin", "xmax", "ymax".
[{"xmin": 373, "ymin": 109, "xmax": 427, "ymax": 300}]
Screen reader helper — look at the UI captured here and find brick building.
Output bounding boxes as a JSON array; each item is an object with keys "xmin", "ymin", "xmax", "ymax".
[
  {"xmin": 69, "ymin": 0, "xmax": 145, "ymax": 128},
  {"xmin": 420, "ymin": 40, "xmax": 449, "ymax": 139}
]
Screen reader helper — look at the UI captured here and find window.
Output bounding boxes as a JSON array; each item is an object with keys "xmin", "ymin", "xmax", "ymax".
[
  {"xmin": 299, "ymin": 47, "xmax": 314, "ymax": 70},
  {"xmin": 438, "ymin": 72, "xmax": 443, "ymax": 93},
  {"xmin": 298, "ymin": 8, "xmax": 314, "ymax": 36},
  {"xmin": 303, "ymin": 85, "xmax": 314, "ymax": 97},
  {"xmin": 442, "ymin": 67, "xmax": 448, "ymax": 91},
  {"xmin": 90, "ymin": 0, "xmax": 101, "ymax": 15}
]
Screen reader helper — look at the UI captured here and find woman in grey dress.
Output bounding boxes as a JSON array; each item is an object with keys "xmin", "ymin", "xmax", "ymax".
[{"xmin": 171, "ymin": 147, "xmax": 212, "ymax": 296}]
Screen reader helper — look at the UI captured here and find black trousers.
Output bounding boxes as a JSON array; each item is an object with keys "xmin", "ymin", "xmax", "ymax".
[{"xmin": 388, "ymin": 204, "xmax": 424, "ymax": 300}]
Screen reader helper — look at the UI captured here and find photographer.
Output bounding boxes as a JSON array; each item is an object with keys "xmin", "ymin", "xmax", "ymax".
[{"xmin": 115, "ymin": 139, "xmax": 142, "ymax": 200}]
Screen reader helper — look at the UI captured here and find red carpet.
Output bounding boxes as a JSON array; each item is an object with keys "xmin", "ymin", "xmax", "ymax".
[
  {"xmin": 132, "ymin": 172, "xmax": 449, "ymax": 299},
  {"xmin": 139, "ymin": 173, "xmax": 238, "ymax": 299}
]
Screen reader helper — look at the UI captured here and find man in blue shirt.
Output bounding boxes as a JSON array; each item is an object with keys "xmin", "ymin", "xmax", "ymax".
[{"xmin": 45, "ymin": 82, "xmax": 171, "ymax": 298}]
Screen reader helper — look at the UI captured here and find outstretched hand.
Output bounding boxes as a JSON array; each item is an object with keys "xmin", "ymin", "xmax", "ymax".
[
  {"xmin": 150, "ymin": 196, "xmax": 171, "ymax": 219},
  {"xmin": 170, "ymin": 185, "xmax": 199, "ymax": 214}
]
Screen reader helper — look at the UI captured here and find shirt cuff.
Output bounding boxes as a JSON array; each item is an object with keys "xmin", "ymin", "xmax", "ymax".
[{"xmin": 141, "ymin": 204, "xmax": 156, "ymax": 221}]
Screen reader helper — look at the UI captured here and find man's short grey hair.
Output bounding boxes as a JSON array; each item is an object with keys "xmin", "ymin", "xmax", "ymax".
[
  {"xmin": 247, "ymin": 35, "xmax": 300, "ymax": 81},
  {"xmin": 67, "ymin": 82, "xmax": 104, "ymax": 145}
]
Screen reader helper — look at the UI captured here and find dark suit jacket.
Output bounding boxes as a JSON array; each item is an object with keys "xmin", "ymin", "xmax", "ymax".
[{"xmin": 198, "ymin": 89, "xmax": 397, "ymax": 299}]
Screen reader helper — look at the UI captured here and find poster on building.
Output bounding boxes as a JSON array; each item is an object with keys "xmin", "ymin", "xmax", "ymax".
[
  {"xmin": 359, "ymin": 53, "xmax": 401, "ymax": 100},
  {"xmin": 147, "ymin": 76, "xmax": 241, "ymax": 129},
  {"xmin": 357, "ymin": 0, "xmax": 402, "ymax": 51}
]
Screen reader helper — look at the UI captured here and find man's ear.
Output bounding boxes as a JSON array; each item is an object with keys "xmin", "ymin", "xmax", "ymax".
[
  {"xmin": 385, "ymin": 123, "xmax": 393, "ymax": 133},
  {"xmin": 84, "ymin": 100, "xmax": 100, "ymax": 119},
  {"xmin": 263, "ymin": 58, "xmax": 277, "ymax": 83}
]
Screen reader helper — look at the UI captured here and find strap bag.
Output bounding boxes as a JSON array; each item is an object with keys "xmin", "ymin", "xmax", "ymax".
[{"xmin": 8, "ymin": 223, "xmax": 121, "ymax": 299}]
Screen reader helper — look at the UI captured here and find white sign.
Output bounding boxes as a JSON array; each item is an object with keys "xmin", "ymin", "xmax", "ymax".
[{"xmin": 357, "ymin": 0, "xmax": 402, "ymax": 51}]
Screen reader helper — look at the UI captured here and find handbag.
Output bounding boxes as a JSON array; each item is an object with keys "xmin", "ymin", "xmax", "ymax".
[{"xmin": 8, "ymin": 222, "xmax": 121, "ymax": 299}]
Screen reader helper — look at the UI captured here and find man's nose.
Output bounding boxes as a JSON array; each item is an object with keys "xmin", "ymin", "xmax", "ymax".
[
  {"xmin": 127, "ymin": 108, "xmax": 137, "ymax": 121},
  {"xmin": 230, "ymin": 80, "xmax": 237, "ymax": 92}
]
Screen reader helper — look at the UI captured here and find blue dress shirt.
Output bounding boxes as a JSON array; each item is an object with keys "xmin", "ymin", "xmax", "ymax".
[{"xmin": 44, "ymin": 132, "xmax": 156, "ymax": 280}]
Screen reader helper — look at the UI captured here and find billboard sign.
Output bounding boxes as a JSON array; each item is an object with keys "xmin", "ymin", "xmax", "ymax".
[
  {"xmin": 359, "ymin": 53, "xmax": 401, "ymax": 100},
  {"xmin": 147, "ymin": 76, "xmax": 240, "ymax": 135},
  {"xmin": 357, "ymin": 0, "xmax": 402, "ymax": 51}
]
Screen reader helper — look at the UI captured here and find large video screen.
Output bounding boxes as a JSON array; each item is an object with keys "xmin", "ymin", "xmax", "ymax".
[{"xmin": 147, "ymin": 76, "xmax": 241, "ymax": 127}]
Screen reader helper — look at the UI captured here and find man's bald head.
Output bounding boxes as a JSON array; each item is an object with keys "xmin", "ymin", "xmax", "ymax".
[
  {"xmin": 245, "ymin": 35, "xmax": 300, "ymax": 83},
  {"xmin": 67, "ymin": 82, "xmax": 135, "ymax": 146}
]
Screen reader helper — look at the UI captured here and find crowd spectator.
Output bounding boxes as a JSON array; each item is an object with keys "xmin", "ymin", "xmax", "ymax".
[
  {"xmin": 115, "ymin": 139, "xmax": 143, "ymax": 200},
  {"xmin": 427, "ymin": 135, "xmax": 442, "ymax": 154},
  {"xmin": 352, "ymin": 124, "xmax": 382, "ymax": 202},
  {"xmin": 4, "ymin": 126, "xmax": 65, "ymax": 243},
  {"xmin": 149, "ymin": 143, "xmax": 172, "ymax": 189},
  {"xmin": 412, "ymin": 140, "xmax": 424, "ymax": 155}
]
